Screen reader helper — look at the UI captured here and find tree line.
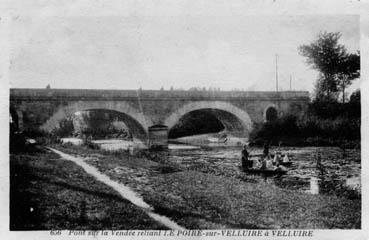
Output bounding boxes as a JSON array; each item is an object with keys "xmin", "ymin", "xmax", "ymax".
[
  {"xmin": 250, "ymin": 31, "xmax": 360, "ymax": 147},
  {"xmin": 299, "ymin": 31, "xmax": 360, "ymax": 103}
]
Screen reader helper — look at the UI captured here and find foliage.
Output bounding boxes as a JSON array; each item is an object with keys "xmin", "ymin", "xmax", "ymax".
[
  {"xmin": 308, "ymin": 97, "xmax": 360, "ymax": 119},
  {"xmin": 250, "ymin": 97, "xmax": 361, "ymax": 147},
  {"xmin": 77, "ymin": 111, "xmax": 131, "ymax": 139},
  {"xmin": 299, "ymin": 31, "xmax": 360, "ymax": 102},
  {"xmin": 51, "ymin": 117, "xmax": 74, "ymax": 137},
  {"xmin": 336, "ymin": 52, "xmax": 360, "ymax": 102},
  {"xmin": 81, "ymin": 135, "xmax": 100, "ymax": 150},
  {"xmin": 249, "ymin": 115, "xmax": 299, "ymax": 142}
]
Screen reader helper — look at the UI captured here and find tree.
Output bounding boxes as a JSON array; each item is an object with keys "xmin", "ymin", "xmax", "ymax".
[
  {"xmin": 299, "ymin": 31, "xmax": 359, "ymax": 102},
  {"xmin": 336, "ymin": 52, "xmax": 360, "ymax": 103}
]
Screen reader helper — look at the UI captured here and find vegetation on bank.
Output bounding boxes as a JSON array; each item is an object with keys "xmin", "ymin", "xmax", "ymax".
[
  {"xmin": 250, "ymin": 31, "xmax": 360, "ymax": 147},
  {"xmin": 249, "ymin": 90, "xmax": 360, "ymax": 148},
  {"xmin": 50, "ymin": 144, "xmax": 361, "ymax": 229},
  {"xmin": 10, "ymin": 146, "xmax": 165, "ymax": 230}
]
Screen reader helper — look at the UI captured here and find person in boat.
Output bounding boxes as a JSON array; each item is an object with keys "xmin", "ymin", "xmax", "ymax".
[
  {"xmin": 282, "ymin": 153, "xmax": 290, "ymax": 163},
  {"xmin": 263, "ymin": 142, "xmax": 270, "ymax": 158},
  {"xmin": 265, "ymin": 156, "xmax": 274, "ymax": 170},
  {"xmin": 272, "ymin": 151, "xmax": 280, "ymax": 166},
  {"xmin": 259, "ymin": 157, "xmax": 267, "ymax": 170},
  {"xmin": 241, "ymin": 145, "xmax": 250, "ymax": 171}
]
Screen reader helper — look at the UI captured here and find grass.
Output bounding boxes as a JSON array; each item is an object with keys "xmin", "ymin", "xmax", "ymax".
[
  {"xmin": 10, "ymin": 147, "xmax": 166, "ymax": 230},
  {"xmin": 142, "ymin": 171, "xmax": 360, "ymax": 229},
  {"xmin": 51, "ymin": 144, "xmax": 361, "ymax": 229}
]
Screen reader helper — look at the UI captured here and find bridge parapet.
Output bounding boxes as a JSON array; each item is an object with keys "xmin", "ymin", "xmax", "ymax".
[{"xmin": 10, "ymin": 88, "xmax": 310, "ymax": 101}]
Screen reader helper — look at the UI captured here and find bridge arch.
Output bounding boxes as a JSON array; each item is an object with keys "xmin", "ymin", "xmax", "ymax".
[
  {"xmin": 41, "ymin": 101, "xmax": 153, "ymax": 142},
  {"xmin": 9, "ymin": 107, "xmax": 24, "ymax": 132},
  {"xmin": 164, "ymin": 101, "xmax": 253, "ymax": 137},
  {"xmin": 263, "ymin": 104, "xmax": 278, "ymax": 122}
]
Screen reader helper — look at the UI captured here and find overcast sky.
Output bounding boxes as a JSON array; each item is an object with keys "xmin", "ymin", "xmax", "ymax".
[{"xmin": 9, "ymin": 15, "xmax": 360, "ymax": 93}]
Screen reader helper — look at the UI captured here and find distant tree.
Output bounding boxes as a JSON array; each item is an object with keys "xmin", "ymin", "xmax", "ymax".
[{"xmin": 299, "ymin": 31, "xmax": 359, "ymax": 102}]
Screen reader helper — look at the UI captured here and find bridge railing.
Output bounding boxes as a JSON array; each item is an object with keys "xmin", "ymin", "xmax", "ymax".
[{"xmin": 10, "ymin": 88, "xmax": 310, "ymax": 100}]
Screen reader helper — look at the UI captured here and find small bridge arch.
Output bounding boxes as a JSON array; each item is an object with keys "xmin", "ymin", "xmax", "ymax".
[
  {"xmin": 264, "ymin": 104, "xmax": 279, "ymax": 122},
  {"xmin": 9, "ymin": 108, "xmax": 23, "ymax": 132}
]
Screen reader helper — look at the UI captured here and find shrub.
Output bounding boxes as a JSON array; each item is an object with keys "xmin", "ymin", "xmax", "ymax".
[
  {"xmin": 249, "ymin": 108, "xmax": 360, "ymax": 147},
  {"xmin": 51, "ymin": 118, "xmax": 74, "ymax": 137},
  {"xmin": 81, "ymin": 136, "xmax": 100, "ymax": 150}
]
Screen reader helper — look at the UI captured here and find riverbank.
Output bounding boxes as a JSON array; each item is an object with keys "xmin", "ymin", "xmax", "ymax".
[
  {"xmin": 10, "ymin": 147, "xmax": 166, "ymax": 230},
  {"xmin": 48, "ymin": 144, "xmax": 360, "ymax": 229}
]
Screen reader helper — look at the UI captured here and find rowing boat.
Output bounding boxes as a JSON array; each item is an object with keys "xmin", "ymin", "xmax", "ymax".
[
  {"xmin": 279, "ymin": 161, "xmax": 293, "ymax": 167},
  {"xmin": 240, "ymin": 166, "xmax": 287, "ymax": 175}
]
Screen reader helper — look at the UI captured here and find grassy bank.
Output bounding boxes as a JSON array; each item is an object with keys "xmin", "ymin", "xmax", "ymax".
[
  {"xmin": 10, "ymin": 147, "xmax": 165, "ymax": 230},
  {"xmin": 53, "ymin": 144, "xmax": 361, "ymax": 229}
]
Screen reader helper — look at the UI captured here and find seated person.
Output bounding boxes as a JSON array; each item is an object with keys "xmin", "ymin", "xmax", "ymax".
[
  {"xmin": 282, "ymin": 153, "xmax": 290, "ymax": 163},
  {"xmin": 272, "ymin": 154, "xmax": 279, "ymax": 165},
  {"xmin": 241, "ymin": 145, "xmax": 249, "ymax": 171},
  {"xmin": 254, "ymin": 158, "xmax": 262, "ymax": 169},
  {"xmin": 260, "ymin": 158, "xmax": 267, "ymax": 169},
  {"xmin": 266, "ymin": 157, "xmax": 274, "ymax": 170}
]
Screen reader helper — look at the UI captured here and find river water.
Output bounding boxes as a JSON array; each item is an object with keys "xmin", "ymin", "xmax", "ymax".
[
  {"xmin": 61, "ymin": 138, "xmax": 361, "ymax": 197},
  {"xmin": 167, "ymin": 145, "xmax": 361, "ymax": 197}
]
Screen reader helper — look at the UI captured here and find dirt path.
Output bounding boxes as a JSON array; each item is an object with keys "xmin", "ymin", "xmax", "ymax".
[{"xmin": 48, "ymin": 147, "xmax": 185, "ymax": 230}]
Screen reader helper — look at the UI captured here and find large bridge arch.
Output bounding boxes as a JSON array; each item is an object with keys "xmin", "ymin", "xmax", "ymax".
[
  {"xmin": 164, "ymin": 101, "xmax": 253, "ymax": 138},
  {"xmin": 41, "ymin": 101, "xmax": 153, "ymax": 142}
]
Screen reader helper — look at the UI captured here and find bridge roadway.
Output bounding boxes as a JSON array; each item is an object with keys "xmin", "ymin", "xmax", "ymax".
[{"xmin": 10, "ymin": 88, "xmax": 310, "ymax": 148}]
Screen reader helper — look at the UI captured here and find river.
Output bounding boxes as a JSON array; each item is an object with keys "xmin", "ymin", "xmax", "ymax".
[
  {"xmin": 61, "ymin": 138, "xmax": 361, "ymax": 197},
  {"xmin": 167, "ymin": 145, "xmax": 361, "ymax": 196}
]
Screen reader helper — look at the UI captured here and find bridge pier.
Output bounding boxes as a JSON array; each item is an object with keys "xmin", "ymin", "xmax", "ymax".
[{"xmin": 148, "ymin": 125, "xmax": 169, "ymax": 150}]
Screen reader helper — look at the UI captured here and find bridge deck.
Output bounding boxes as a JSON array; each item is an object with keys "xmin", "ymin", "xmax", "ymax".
[{"xmin": 10, "ymin": 88, "xmax": 310, "ymax": 101}]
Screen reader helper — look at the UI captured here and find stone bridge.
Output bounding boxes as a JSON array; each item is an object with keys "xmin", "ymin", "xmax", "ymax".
[{"xmin": 10, "ymin": 88, "xmax": 310, "ymax": 148}]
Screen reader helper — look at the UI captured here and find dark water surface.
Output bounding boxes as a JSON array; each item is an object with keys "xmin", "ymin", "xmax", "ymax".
[{"xmin": 167, "ymin": 145, "xmax": 361, "ymax": 198}]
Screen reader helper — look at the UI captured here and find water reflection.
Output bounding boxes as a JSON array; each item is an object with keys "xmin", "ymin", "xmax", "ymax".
[
  {"xmin": 167, "ymin": 145, "xmax": 361, "ymax": 198},
  {"xmin": 61, "ymin": 138, "xmax": 361, "ymax": 198},
  {"xmin": 309, "ymin": 177, "xmax": 320, "ymax": 195}
]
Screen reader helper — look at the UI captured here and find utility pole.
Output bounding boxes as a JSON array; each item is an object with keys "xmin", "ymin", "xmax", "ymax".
[
  {"xmin": 275, "ymin": 54, "xmax": 279, "ymax": 92},
  {"xmin": 290, "ymin": 74, "xmax": 292, "ymax": 91}
]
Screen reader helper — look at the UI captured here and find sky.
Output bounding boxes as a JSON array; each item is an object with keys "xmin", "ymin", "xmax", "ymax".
[{"xmin": 9, "ymin": 15, "xmax": 360, "ymax": 93}]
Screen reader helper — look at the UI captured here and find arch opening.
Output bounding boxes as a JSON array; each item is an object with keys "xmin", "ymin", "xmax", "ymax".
[
  {"xmin": 10, "ymin": 108, "xmax": 19, "ymax": 133},
  {"xmin": 67, "ymin": 109, "xmax": 147, "ymax": 142},
  {"xmin": 41, "ymin": 101, "xmax": 151, "ymax": 145},
  {"xmin": 265, "ymin": 107, "xmax": 278, "ymax": 122},
  {"xmin": 165, "ymin": 101, "xmax": 253, "ymax": 141},
  {"xmin": 168, "ymin": 109, "xmax": 225, "ymax": 139}
]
